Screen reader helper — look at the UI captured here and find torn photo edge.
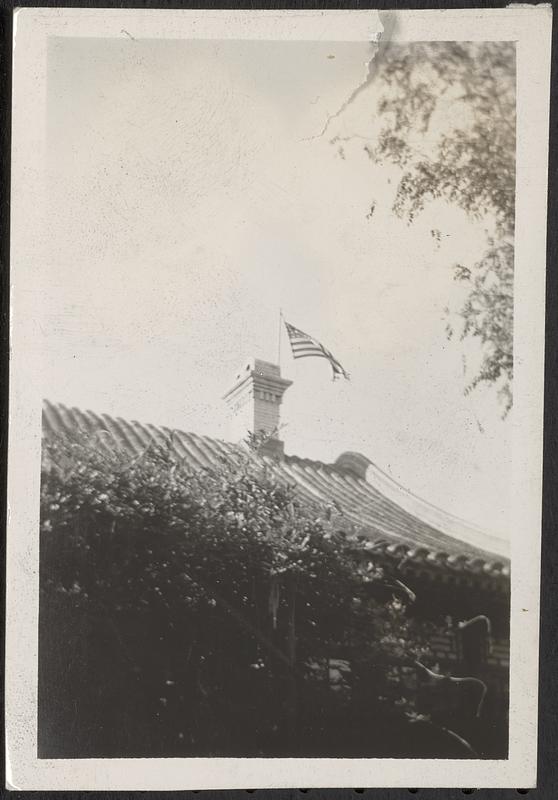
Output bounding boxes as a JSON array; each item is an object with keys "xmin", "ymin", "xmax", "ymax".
[{"xmin": 5, "ymin": 5, "xmax": 552, "ymax": 791}]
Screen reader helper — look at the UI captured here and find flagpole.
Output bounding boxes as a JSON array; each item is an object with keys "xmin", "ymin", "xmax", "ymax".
[{"xmin": 277, "ymin": 308, "xmax": 283, "ymax": 367}]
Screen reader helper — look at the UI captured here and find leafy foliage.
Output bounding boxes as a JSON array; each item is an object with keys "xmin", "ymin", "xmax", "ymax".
[
  {"xmin": 367, "ymin": 43, "xmax": 515, "ymax": 413},
  {"xmin": 39, "ymin": 431, "xmax": 499, "ymax": 757}
]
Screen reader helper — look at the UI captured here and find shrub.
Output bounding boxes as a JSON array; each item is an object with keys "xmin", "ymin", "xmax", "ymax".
[{"xmin": 38, "ymin": 430, "xmax": 454, "ymax": 757}]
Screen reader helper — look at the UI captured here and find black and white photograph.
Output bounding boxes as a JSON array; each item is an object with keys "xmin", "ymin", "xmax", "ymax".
[{"xmin": 5, "ymin": 7, "xmax": 552, "ymax": 791}]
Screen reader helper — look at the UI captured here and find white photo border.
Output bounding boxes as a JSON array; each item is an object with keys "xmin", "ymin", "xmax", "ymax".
[{"xmin": 5, "ymin": 6, "xmax": 552, "ymax": 790}]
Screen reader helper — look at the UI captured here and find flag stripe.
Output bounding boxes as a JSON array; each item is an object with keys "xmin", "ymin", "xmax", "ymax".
[
  {"xmin": 292, "ymin": 347, "xmax": 329, "ymax": 358},
  {"xmin": 292, "ymin": 352, "xmax": 330, "ymax": 360},
  {"xmin": 291, "ymin": 346, "xmax": 325, "ymax": 355},
  {"xmin": 284, "ymin": 319, "xmax": 349, "ymax": 380},
  {"xmin": 291, "ymin": 343, "xmax": 325, "ymax": 351}
]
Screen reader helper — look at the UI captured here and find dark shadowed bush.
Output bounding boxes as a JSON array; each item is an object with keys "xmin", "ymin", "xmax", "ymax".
[{"xmin": 39, "ymin": 431, "xmax": 483, "ymax": 758}]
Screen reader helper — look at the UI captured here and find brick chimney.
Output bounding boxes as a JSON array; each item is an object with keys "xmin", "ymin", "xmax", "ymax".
[{"xmin": 223, "ymin": 358, "xmax": 292, "ymax": 457}]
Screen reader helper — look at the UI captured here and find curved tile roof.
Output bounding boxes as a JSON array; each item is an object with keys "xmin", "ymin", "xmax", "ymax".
[{"xmin": 42, "ymin": 401, "xmax": 510, "ymax": 580}]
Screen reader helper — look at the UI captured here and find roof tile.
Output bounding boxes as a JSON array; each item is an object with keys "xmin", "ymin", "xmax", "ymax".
[{"xmin": 41, "ymin": 400, "xmax": 509, "ymax": 580}]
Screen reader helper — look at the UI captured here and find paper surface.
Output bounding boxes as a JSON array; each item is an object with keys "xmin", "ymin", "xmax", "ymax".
[{"xmin": 6, "ymin": 6, "xmax": 552, "ymax": 790}]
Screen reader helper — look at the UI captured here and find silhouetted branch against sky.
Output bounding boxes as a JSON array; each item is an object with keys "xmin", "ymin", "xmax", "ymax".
[{"xmin": 365, "ymin": 42, "xmax": 515, "ymax": 415}]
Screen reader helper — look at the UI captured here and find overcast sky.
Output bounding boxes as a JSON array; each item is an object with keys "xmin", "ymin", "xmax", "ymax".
[{"xmin": 42, "ymin": 37, "xmax": 511, "ymax": 539}]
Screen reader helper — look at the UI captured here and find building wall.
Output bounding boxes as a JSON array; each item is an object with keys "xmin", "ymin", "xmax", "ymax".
[{"xmin": 429, "ymin": 630, "xmax": 510, "ymax": 672}]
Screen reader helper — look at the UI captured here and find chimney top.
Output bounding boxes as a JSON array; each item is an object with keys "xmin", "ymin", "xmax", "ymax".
[
  {"xmin": 231, "ymin": 358, "xmax": 282, "ymax": 384},
  {"xmin": 223, "ymin": 358, "xmax": 292, "ymax": 457}
]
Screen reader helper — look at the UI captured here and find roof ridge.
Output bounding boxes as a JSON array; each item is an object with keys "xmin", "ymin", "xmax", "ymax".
[
  {"xmin": 285, "ymin": 447, "xmax": 508, "ymax": 560},
  {"xmin": 358, "ymin": 461, "xmax": 509, "ymax": 559},
  {"xmin": 365, "ymin": 457, "xmax": 502, "ymax": 539}
]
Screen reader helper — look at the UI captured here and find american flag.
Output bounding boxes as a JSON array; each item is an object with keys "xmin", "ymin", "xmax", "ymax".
[{"xmin": 284, "ymin": 320, "xmax": 350, "ymax": 381}]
